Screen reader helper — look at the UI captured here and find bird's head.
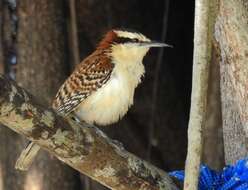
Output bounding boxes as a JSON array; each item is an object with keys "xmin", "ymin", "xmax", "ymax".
[{"xmin": 97, "ymin": 29, "xmax": 171, "ymax": 64}]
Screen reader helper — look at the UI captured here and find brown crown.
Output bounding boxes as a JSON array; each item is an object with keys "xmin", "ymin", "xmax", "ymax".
[{"xmin": 97, "ymin": 30, "xmax": 118, "ymax": 50}]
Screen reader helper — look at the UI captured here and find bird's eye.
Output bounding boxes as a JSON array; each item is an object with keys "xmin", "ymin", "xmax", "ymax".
[{"xmin": 133, "ymin": 39, "xmax": 139, "ymax": 43}]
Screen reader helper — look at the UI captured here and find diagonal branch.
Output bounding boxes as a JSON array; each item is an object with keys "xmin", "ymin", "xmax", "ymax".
[{"xmin": 0, "ymin": 75, "xmax": 178, "ymax": 190}]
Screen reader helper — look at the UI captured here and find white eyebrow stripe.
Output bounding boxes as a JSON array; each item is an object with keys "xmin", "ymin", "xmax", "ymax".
[{"xmin": 114, "ymin": 30, "xmax": 150, "ymax": 42}]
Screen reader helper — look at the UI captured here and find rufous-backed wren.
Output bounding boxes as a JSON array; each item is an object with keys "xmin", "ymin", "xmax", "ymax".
[{"xmin": 15, "ymin": 28, "xmax": 171, "ymax": 170}]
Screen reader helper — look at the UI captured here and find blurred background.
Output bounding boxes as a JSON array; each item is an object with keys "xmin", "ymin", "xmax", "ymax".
[{"xmin": 0, "ymin": 0, "xmax": 224, "ymax": 189}]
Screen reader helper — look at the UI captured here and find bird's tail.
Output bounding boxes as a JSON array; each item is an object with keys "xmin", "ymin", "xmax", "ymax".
[{"xmin": 15, "ymin": 142, "xmax": 40, "ymax": 171}]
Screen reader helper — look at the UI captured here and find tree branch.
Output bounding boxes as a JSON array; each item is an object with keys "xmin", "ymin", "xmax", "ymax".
[
  {"xmin": 184, "ymin": 0, "xmax": 217, "ymax": 189},
  {"xmin": 0, "ymin": 75, "xmax": 178, "ymax": 190}
]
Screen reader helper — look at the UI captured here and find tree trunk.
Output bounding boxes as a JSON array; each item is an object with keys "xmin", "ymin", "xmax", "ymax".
[
  {"xmin": 0, "ymin": 1, "xmax": 80, "ymax": 190},
  {"xmin": 215, "ymin": 0, "xmax": 248, "ymax": 164},
  {"xmin": 220, "ymin": 57, "xmax": 248, "ymax": 164},
  {"xmin": 0, "ymin": 1, "xmax": 26, "ymax": 190}
]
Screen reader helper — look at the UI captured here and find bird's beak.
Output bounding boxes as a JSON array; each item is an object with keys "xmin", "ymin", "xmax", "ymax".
[{"xmin": 140, "ymin": 41, "xmax": 173, "ymax": 48}]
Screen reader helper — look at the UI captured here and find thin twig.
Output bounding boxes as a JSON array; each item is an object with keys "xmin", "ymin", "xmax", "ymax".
[
  {"xmin": 69, "ymin": 0, "xmax": 80, "ymax": 67},
  {"xmin": 148, "ymin": 0, "xmax": 170, "ymax": 160},
  {"xmin": 183, "ymin": 0, "xmax": 216, "ymax": 189}
]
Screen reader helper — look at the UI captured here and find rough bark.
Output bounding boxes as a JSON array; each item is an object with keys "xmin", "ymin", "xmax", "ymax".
[
  {"xmin": 0, "ymin": 75, "xmax": 178, "ymax": 190},
  {"xmin": 214, "ymin": 0, "xmax": 248, "ymax": 164},
  {"xmin": 0, "ymin": 1, "xmax": 79, "ymax": 190},
  {"xmin": 219, "ymin": 56, "xmax": 247, "ymax": 164}
]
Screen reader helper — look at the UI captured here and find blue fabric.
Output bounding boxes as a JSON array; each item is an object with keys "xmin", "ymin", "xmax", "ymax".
[{"xmin": 169, "ymin": 158, "xmax": 248, "ymax": 190}]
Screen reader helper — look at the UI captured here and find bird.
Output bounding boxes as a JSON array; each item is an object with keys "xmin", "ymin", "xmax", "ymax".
[
  {"xmin": 52, "ymin": 28, "xmax": 170, "ymax": 125},
  {"xmin": 15, "ymin": 28, "xmax": 171, "ymax": 170}
]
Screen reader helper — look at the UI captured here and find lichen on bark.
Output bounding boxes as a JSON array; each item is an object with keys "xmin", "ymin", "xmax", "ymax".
[{"xmin": 0, "ymin": 75, "xmax": 178, "ymax": 190}]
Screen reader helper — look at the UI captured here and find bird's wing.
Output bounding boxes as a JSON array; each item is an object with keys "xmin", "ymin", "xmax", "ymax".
[{"xmin": 52, "ymin": 51, "xmax": 114, "ymax": 116}]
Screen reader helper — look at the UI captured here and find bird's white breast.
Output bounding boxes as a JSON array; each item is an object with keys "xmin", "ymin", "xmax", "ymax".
[{"xmin": 75, "ymin": 61, "xmax": 145, "ymax": 126}]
